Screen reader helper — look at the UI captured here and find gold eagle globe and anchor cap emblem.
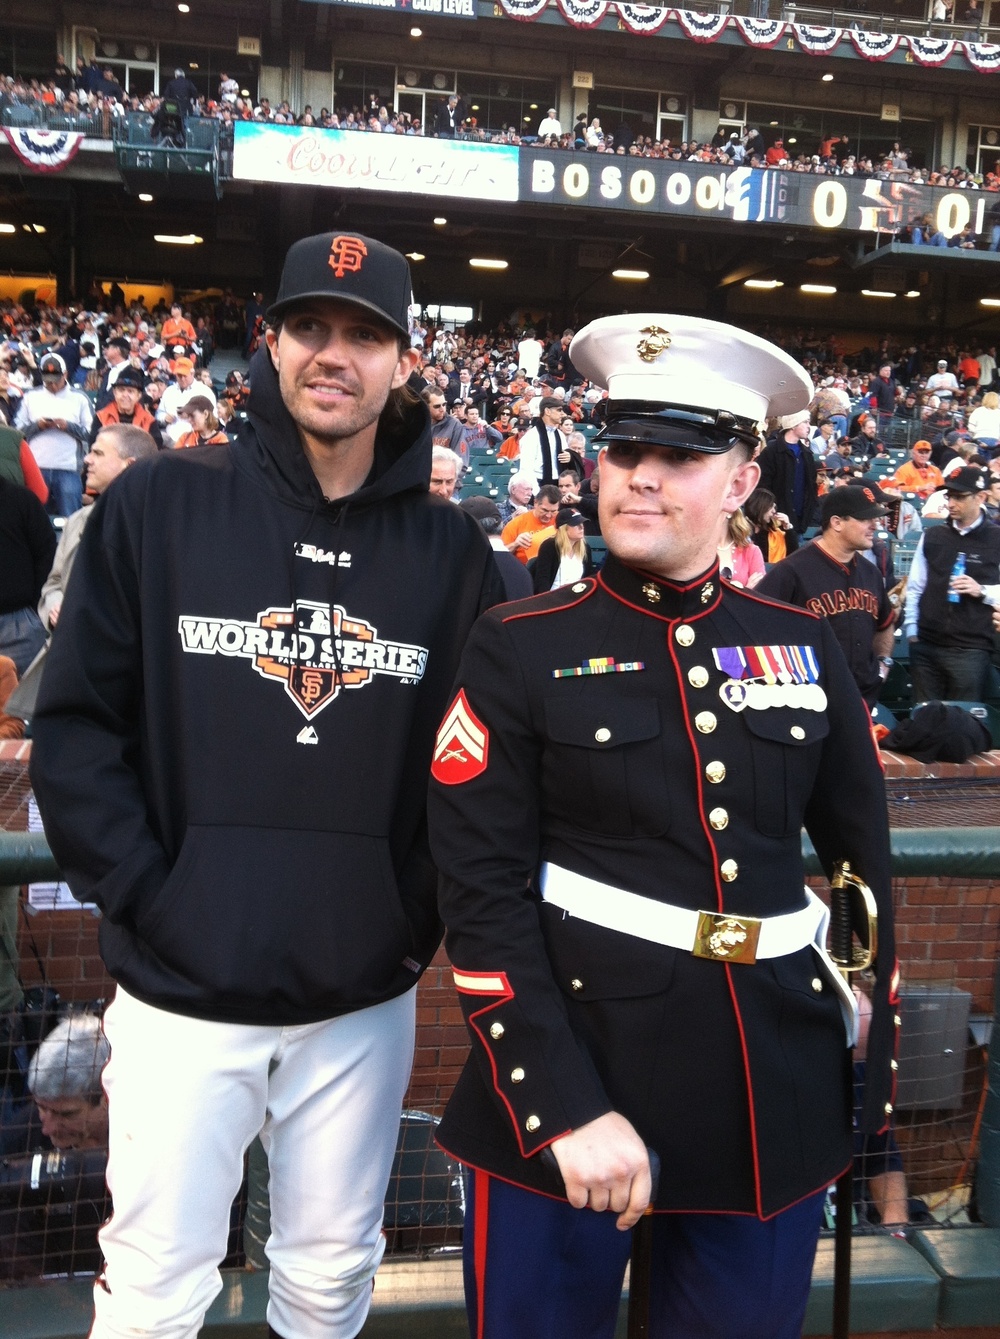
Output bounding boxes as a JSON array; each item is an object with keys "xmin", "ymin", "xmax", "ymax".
[{"xmin": 636, "ymin": 325, "xmax": 672, "ymax": 363}]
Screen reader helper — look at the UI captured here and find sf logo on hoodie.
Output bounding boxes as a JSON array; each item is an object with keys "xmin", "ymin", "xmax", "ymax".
[{"xmin": 178, "ymin": 599, "xmax": 428, "ymax": 720}]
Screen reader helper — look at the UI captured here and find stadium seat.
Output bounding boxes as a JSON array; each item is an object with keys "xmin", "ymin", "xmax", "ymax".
[
  {"xmin": 586, "ymin": 537, "xmax": 607, "ymax": 568},
  {"xmin": 803, "ymin": 1235, "xmax": 941, "ymax": 1334},
  {"xmin": 910, "ymin": 1228, "xmax": 1000, "ymax": 1328}
]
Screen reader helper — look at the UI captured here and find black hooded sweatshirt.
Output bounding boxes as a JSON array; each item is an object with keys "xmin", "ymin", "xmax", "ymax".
[{"xmin": 31, "ymin": 347, "xmax": 503, "ymax": 1024}]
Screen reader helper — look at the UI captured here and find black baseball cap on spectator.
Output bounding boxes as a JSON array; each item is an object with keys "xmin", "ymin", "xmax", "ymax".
[
  {"xmin": 460, "ymin": 496, "xmax": 502, "ymax": 525},
  {"xmin": 945, "ymin": 465, "xmax": 990, "ymax": 495},
  {"xmin": 820, "ymin": 485, "xmax": 889, "ymax": 525},
  {"xmin": 115, "ymin": 366, "xmax": 146, "ymax": 390},
  {"xmin": 267, "ymin": 232, "xmax": 413, "ymax": 339},
  {"xmin": 556, "ymin": 507, "xmax": 585, "ymax": 528},
  {"xmin": 40, "ymin": 353, "xmax": 66, "ymax": 376}
]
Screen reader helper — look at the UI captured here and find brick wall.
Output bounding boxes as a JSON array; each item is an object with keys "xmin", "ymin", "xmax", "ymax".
[{"xmin": 4, "ymin": 742, "xmax": 999, "ymax": 1117}]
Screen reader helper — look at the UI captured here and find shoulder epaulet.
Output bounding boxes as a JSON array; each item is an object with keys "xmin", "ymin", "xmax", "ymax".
[{"xmin": 499, "ymin": 577, "xmax": 597, "ymax": 623}]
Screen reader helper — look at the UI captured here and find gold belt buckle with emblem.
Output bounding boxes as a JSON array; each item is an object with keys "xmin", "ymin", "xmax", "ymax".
[{"xmin": 693, "ymin": 912, "xmax": 761, "ymax": 964}]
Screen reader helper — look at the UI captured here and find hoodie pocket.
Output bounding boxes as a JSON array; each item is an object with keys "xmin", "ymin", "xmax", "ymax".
[{"xmin": 136, "ymin": 825, "xmax": 411, "ymax": 1008}]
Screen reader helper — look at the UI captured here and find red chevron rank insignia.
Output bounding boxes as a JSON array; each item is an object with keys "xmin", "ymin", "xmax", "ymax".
[{"xmin": 432, "ymin": 689, "xmax": 489, "ymax": 785}]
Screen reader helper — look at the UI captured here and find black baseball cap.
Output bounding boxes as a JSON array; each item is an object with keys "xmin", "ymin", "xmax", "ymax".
[
  {"xmin": 821, "ymin": 485, "xmax": 889, "ymax": 524},
  {"xmin": 267, "ymin": 232, "xmax": 413, "ymax": 339},
  {"xmin": 945, "ymin": 465, "xmax": 990, "ymax": 495},
  {"xmin": 460, "ymin": 495, "xmax": 502, "ymax": 524},
  {"xmin": 556, "ymin": 507, "xmax": 585, "ymax": 528},
  {"xmin": 114, "ymin": 365, "xmax": 146, "ymax": 390}
]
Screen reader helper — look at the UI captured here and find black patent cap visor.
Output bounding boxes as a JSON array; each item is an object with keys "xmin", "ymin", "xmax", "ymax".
[{"xmin": 594, "ymin": 402, "xmax": 762, "ymax": 455}]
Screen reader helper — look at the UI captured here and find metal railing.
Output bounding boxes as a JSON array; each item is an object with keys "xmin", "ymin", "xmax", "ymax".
[{"xmin": 0, "ymin": 103, "xmax": 120, "ymax": 139}]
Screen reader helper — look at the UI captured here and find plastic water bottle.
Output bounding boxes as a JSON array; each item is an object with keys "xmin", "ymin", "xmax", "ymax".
[{"xmin": 948, "ymin": 552, "xmax": 966, "ymax": 603}]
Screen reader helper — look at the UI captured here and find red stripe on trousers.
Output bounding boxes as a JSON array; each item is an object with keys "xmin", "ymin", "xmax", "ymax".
[{"xmin": 474, "ymin": 1168, "xmax": 490, "ymax": 1339}]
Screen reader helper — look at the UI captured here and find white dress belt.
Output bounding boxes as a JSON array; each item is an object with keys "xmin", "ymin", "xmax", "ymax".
[
  {"xmin": 539, "ymin": 862, "xmax": 820, "ymax": 958},
  {"xmin": 538, "ymin": 861, "xmax": 859, "ymax": 1045}
]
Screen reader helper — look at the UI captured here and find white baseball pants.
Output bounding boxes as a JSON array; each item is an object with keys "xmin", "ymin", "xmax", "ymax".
[{"xmin": 92, "ymin": 984, "xmax": 416, "ymax": 1339}]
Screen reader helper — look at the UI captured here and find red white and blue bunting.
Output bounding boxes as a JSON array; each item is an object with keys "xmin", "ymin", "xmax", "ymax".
[
  {"xmin": 733, "ymin": 16, "xmax": 784, "ymax": 46},
  {"xmin": 497, "ymin": 0, "xmax": 549, "ymax": 18},
  {"xmin": 793, "ymin": 24, "xmax": 842, "ymax": 54},
  {"xmin": 1, "ymin": 128, "xmax": 85, "ymax": 173},
  {"xmin": 965, "ymin": 40, "xmax": 1000, "ymax": 69},
  {"xmin": 492, "ymin": 0, "xmax": 1000, "ymax": 72},
  {"xmin": 674, "ymin": 9, "xmax": 728, "ymax": 41},
  {"xmin": 907, "ymin": 35, "xmax": 954, "ymax": 64},
  {"xmin": 617, "ymin": 2, "xmax": 672, "ymax": 33},
  {"xmin": 556, "ymin": 0, "xmax": 610, "ymax": 26},
  {"xmin": 847, "ymin": 29, "xmax": 901, "ymax": 59}
]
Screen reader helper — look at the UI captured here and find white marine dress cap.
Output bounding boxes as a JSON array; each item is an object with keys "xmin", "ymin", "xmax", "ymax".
[{"xmin": 570, "ymin": 314, "xmax": 814, "ymax": 453}]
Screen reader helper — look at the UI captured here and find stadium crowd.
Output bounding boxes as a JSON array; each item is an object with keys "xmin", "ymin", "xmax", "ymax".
[
  {"xmin": 2, "ymin": 288, "xmax": 999, "ymax": 609},
  {"xmin": 4, "ymin": 64, "xmax": 1000, "ymax": 203}
]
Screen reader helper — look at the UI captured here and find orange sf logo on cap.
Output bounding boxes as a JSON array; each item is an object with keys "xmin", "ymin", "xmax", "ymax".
[
  {"xmin": 863, "ymin": 488, "xmax": 875, "ymax": 502},
  {"xmin": 328, "ymin": 235, "xmax": 368, "ymax": 279}
]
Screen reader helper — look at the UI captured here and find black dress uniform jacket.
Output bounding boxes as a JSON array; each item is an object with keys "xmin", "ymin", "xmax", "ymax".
[{"xmin": 429, "ymin": 555, "xmax": 897, "ymax": 1218}]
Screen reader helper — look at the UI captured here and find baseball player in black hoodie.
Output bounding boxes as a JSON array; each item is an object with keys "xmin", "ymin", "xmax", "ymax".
[{"xmin": 31, "ymin": 233, "xmax": 502, "ymax": 1339}]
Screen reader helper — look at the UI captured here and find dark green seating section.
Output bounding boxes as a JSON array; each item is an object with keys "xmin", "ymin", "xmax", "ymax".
[
  {"xmin": 804, "ymin": 1235, "xmax": 941, "ymax": 1334},
  {"xmin": 911, "ymin": 1228, "xmax": 1000, "ymax": 1328}
]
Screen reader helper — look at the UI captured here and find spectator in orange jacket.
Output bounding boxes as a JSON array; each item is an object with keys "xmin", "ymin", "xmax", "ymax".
[
  {"xmin": 173, "ymin": 397, "xmax": 229, "ymax": 450},
  {"xmin": 883, "ymin": 441, "xmax": 945, "ymax": 499},
  {"xmin": 160, "ymin": 303, "xmax": 197, "ymax": 353}
]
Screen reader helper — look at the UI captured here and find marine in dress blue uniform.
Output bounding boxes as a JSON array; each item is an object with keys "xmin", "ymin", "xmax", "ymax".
[{"xmin": 427, "ymin": 316, "xmax": 899, "ymax": 1339}]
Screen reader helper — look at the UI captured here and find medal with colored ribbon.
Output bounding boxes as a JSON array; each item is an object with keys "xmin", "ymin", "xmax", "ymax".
[{"xmin": 712, "ymin": 645, "xmax": 827, "ymax": 713}]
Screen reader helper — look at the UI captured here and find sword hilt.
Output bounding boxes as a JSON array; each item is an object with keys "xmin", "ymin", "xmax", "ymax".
[{"xmin": 829, "ymin": 860, "xmax": 878, "ymax": 978}]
